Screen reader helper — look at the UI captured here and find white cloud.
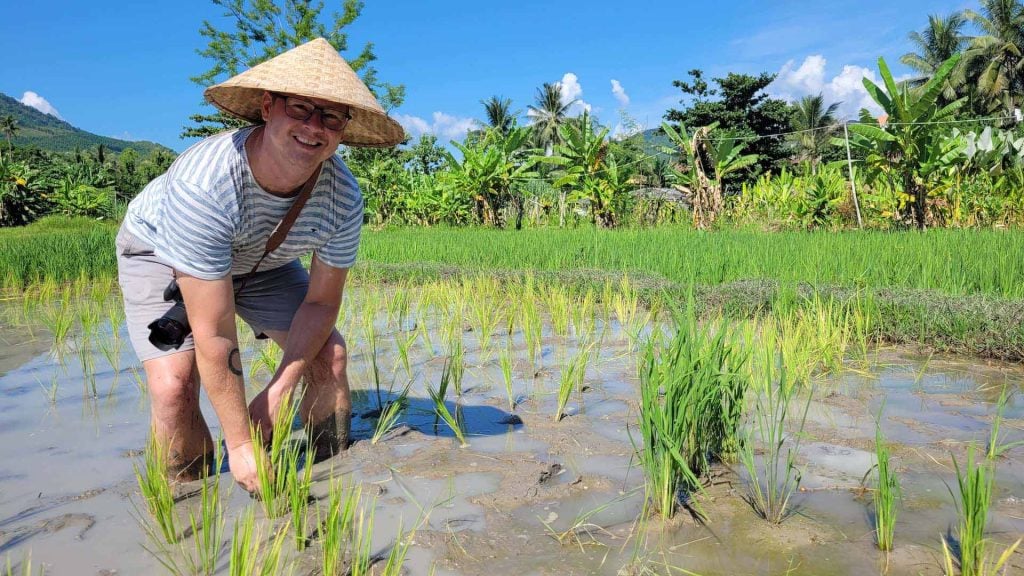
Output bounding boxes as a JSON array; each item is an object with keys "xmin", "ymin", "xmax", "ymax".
[
  {"xmin": 557, "ymin": 72, "xmax": 591, "ymax": 116},
  {"xmin": 19, "ymin": 91, "xmax": 62, "ymax": 119},
  {"xmin": 610, "ymin": 79, "xmax": 630, "ymax": 107},
  {"xmin": 769, "ymin": 55, "xmax": 882, "ymax": 119},
  {"xmin": 394, "ymin": 111, "xmax": 476, "ymax": 142}
]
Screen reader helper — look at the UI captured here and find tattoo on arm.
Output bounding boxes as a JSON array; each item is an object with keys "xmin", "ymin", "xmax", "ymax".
[{"xmin": 228, "ymin": 348, "xmax": 243, "ymax": 376}]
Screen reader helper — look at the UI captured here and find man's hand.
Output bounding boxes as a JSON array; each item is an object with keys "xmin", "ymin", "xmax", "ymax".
[
  {"xmin": 227, "ymin": 440, "xmax": 263, "ymax": 494},
  {"xmin": 247, "ymin": 383, "xmax": 294, "ymax": 443}
]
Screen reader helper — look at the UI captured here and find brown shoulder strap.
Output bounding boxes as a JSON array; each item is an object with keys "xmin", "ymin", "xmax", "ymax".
[{"xmin": 264, "ymin": 162, "xmax": 324, "ymax": 254}]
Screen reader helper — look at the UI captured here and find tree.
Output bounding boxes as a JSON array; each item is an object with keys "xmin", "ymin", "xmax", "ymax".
[
  {"xmin": 664, "ymin": 70, "xmax": 792, "ymax": 183},
  {"xmin": 480, "ymin": 96, "xmax": 517, "ymax": 135},
  {"xmin": 901, "ymin": 12, "xmax": 968, "ymax": 104},
  {"xmin": 789, "ymin": 94, "xmax": 841, "ymax": 169},
  {"xmin": 405, "ymin": 134, "xmax": 444, "ymax": 175},
  {"xmin": 963, "ymin": 0, "xmax": 1024, "ymax": 115},
  {"xmin": 1, "ymin": 115, "xmax": 18, "ymax": 151},
  {"xmin": 444, "ymin": 127, "xmax": 537, "ymax": 228},
  {"xmin": 184, "ymin": 0, "xmax": 405, "ymax": 138},
  {"xmin": 846, "ymin": 55, "xmax": 965, "ymax": 229},
  {"xmin": 527, "ymin": 83, "xmax": 575, "ymax": 156}
]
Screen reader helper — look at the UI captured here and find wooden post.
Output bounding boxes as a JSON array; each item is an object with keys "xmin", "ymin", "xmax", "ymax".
[{"xmin": 844, "ymin": 122, "xmax": 863, "ymax": 229}]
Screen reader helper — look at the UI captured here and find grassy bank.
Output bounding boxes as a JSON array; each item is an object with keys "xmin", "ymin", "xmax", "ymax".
[{"xmin": 0, "ymin": 216, "xmax": 117, "ymax": 290}]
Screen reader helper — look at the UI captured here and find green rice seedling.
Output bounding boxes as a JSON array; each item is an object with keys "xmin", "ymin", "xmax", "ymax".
[
  {"xmin": 228, "ymin": 508, "xmax": 292, "ymax": 576},
  {"xmin": 130, "ymin": 365, "xmax": 148, "ymax": 394},
  {"xmin": 447, "ymin": 335, "xmax": 465, "ymax": 397},
  {"xmin": 183, "ymin": 453, "xmax": 225, "ymax": 575},
  {"xmin": 319, "ymin": 476, "xmax": 362, "ymax": 576},
  {"xmin": 377, "ymin": 520, "xmax": 413, "ymax": 576},
  {"xmin": 251, "ymin": 391, "xmax": 303, "ymax": 519},
  {"xmin": 941, "ymin": 537, "xmax": 1021, "ymax": 576},
  {"xmin": 947, "ymin": 444, "xmax": 998, "ymax": 576},
  {"xmin": 77, "ymin": 301, "xmax": 102, "ymax": 340},
  {"xmin": 385, "ymin": 286, "xmax": 411, "ymax": 329},
  {"xmin": 520, "ymin": 296, "xmax": 543, "ymax": 372},
  {"xmin": 371, "ymin": 379, "xmax": 411, "ymax": 444},
  {"xmin": 134, "ymin": 433, "xmax": 179, "ymax": 544},
  {"xmin": 740, "ymin": 344, "xmax": 811, "ymax": 525},
  {"xmin": 76, "ymin": 339, "xmax": 98, "ymax": 398},
  {"xmin": 37, "ymin": 373, "xmax": 59, "ymax": 406},
  {"xmin": 40, "ymin": 289, "xmax": 74, "ymax": 355},
  {"xmin": 554, "ymin": 344, "xmax": 593, "ymax": 422},
  {"xmin": 416, "ymin": 307, "xmax": 435, "ymax": 355},
  {"xmin": 3, "ymin": 552, "xmax": 38, "ymax": 576},
  {"xmin": 248, "ymin": 341, "xmax": 281, "ymax": 382},
  {"xmin": 634, "ymin": 306, "xmax": 749, "ymax": 520},
  {"xmin": 499, "ymin": 344, "xmax": 516, "ymax": 412},
  {"xmin": 392, "ymin": 331, "xmax": 417, "ymax": 378},
  {"xmin": 850, "ymin": 293, "xmax": 876, "ymax": 365},
  {"xmin": 987, "ymin": 387, "xmax": 1024, "ymax": 460},
  {"xmin": 105, "ymin": 298, "xmax": 126, "ymax": 337},
  {"xmin": 97, "ymin": 334, "xmax": 124, "ymax": 394},
  {"xmin": 543, "ymin": 285, "xmax": 572, "ymax": 338},
  {"xmin": 873, "ymin": 407, "xmax": 899, "ymax": 552},
  {"xmin": 428, "ymin": 359, "xmax": 468, "ymax": 447},
  {"xmin": 287, "ymin": 444, "xmax": 314, "ymax": 551},
  {"xmin": 348, "ymin": 499, "xmax": 377, "ymax": 576}
]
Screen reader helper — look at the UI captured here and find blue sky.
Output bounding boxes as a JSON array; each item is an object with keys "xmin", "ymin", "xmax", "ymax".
[{"xmin": 0, "ymin": 0, "xmax": 971, "ymax": 153}]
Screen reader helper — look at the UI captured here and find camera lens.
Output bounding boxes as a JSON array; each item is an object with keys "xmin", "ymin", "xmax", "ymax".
[{"xmin": 147, "ymin": 301, "xmax": 191, "ymax": 351}]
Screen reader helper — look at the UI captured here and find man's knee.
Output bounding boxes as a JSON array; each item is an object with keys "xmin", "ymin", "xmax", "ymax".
[
  {"xmin": 312, "ymin": 331, "xmax": 347, "ymax": 381},
  {"xmin": 146, "ymin": 360, "xmax": 201, "ymax": 420}
]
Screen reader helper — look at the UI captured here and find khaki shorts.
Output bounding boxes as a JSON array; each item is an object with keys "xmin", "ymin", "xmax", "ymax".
[{"xmin": 116, "ymin": 226, "xmax": 310, "ymax": 362}]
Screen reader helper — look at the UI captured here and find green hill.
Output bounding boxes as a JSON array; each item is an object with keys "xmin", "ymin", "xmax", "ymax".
[{"xmin": 0, "ymin": 92, "xmax": 173, "ymax": 155}]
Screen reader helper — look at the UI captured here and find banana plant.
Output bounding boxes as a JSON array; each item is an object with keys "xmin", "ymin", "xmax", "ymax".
[
  {"xmin": 444, "ymin": 126, "xmax": 537, "ymax": 228},
  {"xmin": 843, "ymin": 54, "xmax": 965, "ymax": 229},
  {"xmin": 661, "ymin": 121, "xmax": 758, "ymax": 229}
]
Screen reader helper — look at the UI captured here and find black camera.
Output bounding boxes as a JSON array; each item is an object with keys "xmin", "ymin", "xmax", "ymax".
[{"xmin": 147, "ymin": 279, "xmax": 191, "ymax": 351}]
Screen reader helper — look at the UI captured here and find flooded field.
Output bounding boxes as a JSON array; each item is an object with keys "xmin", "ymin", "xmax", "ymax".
[{"xmin": 0, "ymin": 279, "xmax": 1022, "ymax": 575}]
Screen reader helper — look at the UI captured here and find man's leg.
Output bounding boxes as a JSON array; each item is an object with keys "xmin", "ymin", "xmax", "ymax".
[
  {"xmin": 143, "ymin": 351, "xmax": 215, "ymax": 481},
  {"xmin": 263, "ymin": 329, "xmax": 352, "ymax": 460}
]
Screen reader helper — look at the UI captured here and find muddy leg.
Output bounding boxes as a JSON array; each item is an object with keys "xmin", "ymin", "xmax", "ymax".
[
  {"xmin": 144, "ymin": 352, "xmax": 215, "ymax": 482},
  {"xmin": 301, "ymin": 331, "xmax": 353, "ymax": 462}
]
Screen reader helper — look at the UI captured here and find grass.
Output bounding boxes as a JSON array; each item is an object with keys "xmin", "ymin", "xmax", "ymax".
[{"xmin": 634, "ymin": 304, "xmax": 749, "ymax": 520}]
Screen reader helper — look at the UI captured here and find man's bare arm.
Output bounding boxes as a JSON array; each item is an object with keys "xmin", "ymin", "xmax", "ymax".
[{"xmin": 176, "ymin": 273, "xmax": 259, "ymax": 490}]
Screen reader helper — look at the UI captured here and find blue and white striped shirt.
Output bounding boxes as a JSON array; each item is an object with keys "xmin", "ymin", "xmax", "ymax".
[{"xmin": 124, "ymin": 126, "xmax": 363, "ymax": 280}]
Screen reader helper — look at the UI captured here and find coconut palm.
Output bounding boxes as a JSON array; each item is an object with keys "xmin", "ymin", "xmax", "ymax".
[
  {"xmin": 963, "ymin": 0, "xmax": 1024, "ymax": 115},
  {"xmin": 789, "ymin": 94, "xmax": 841, "ymax": 170},
  {"xmin": 1, "ymin": 115, "xmax": 18, "ymax": 151},
  {"xmin": 901, "ymin": 13, "xmax": 968, "ymax": 104},
  {"xmin": 479, "ymin": 96, "xmax": 517, "ymax": 135},
  {"xmin": 527, "ymin": 82, "xmax": 576, "ymax": 156}
]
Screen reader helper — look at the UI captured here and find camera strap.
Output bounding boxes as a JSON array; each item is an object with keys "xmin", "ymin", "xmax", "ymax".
[{"xmin": 233, "ymin": 162, "xmax": 324, "ymax": 294}]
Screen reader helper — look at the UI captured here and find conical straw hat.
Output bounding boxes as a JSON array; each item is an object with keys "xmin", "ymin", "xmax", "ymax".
[{"xmin": 205, "ymin": 38, "xmax": 405, "ymax": 148}]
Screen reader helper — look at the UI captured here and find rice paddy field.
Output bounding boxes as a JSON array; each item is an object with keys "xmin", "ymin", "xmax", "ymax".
[{"xmin": 0, "ymin": 222, "xmax": 1023, "ymax": 575}]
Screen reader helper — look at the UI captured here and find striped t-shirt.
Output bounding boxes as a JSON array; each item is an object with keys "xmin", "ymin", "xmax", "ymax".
[{"xmin": 124, "ymin": 126, "xmax": 363, "ymax": 280}]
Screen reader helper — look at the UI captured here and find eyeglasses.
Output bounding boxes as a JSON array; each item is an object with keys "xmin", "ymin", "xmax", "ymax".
[{"xmin": 273, "ymin": 93, "xmax": 353, "ymax": 131}]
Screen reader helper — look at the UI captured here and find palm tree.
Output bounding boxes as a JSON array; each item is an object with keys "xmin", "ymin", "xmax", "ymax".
[
  {"xmin": 963, "ymin": 0, "xmax": 1024, "ymax": 115},
  {"xmin": 527, "ymin": 83, "xmax": 576, "ymax": 156},
  {"xmin": 789, "ymin": 94, "xmax": 841, "ymax": 170},
  {"xmin": 901, "ymin": 13, "xmax": 968, "ymax": 104},
  {"xmin": 1, "ymin": 115, "xmax": 18, "ymax": 151},
  {"xmin": 479, "ymin": 96, "xmax": 517, "ymax": 135}
]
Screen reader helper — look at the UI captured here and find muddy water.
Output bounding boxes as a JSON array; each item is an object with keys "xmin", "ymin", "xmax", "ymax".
[{"xmin": 1, "ymin": 295, "xmax": 1023, "ymax": 575}]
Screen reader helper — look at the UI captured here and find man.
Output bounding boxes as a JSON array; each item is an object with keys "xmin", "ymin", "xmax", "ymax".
[{"xmin": 117, "ymin": 38, "xmax": 404, "ymax": 493}]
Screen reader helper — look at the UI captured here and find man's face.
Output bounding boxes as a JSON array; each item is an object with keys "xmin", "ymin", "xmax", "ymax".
[{"xmin": 259, "ymin": 92, "xmax": 350, "ymax": 168}]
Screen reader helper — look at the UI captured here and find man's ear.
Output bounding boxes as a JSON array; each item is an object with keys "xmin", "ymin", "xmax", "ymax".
[{"xmin": 260, "ymin": 92, "xmax": 274, "ymax": 122}]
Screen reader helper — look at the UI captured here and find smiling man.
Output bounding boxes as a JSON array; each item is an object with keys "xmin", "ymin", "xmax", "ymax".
[{"xmin": 116, "ymin": 38, "xmax": 404, "ymax": 493}]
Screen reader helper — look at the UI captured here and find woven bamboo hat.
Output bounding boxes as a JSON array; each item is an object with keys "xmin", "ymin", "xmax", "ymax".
[{"xmin": 204, "ymin": 38, "xmax": 405, "ymax": 147}]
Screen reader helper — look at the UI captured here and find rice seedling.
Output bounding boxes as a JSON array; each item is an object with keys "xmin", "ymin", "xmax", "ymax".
[
  {"xmin": 554, "ymin": 344, "xmax": 593, "ymax": 422},
  {"xmin": 873, "ymin": 407, "xmax": 899, "ymax": 552},
  {"xmin": 428, "ymin": 358, "xmax": 468, "ymax": 447},
  {"xmin": 286, "ymin": 447, "xmax": 314, "ymax": 551},
  {"xmin": 248, "ymin": 340, "xmax": 281, "ymax": 382},
  {"xmin": 130, "ymin": 365, "xmax": 148, "ymax": 394},
  {"xmin": 134, "ymin": 433, "xmax": 180, "ymax": 544},
  {"xmin": 319, "ymin": 476, "xmax": 362, "ymax": 576},
  {"xmin": 941, "ymin": 537, "xmax": 1021, "ymax": 576},
  {"xmin": 635, "ymin": 306, "xmax": 749, "ymax": 519},
  {"xmin": 447, "ymin": 335, "xmax": 465, "ymax": 397},
  {"xmin": 180, "ymin": 452, "xmax": 225, "ymax": 576},
  {"xmin": 499, "ymin": 343, "xmax": 516, "ymax": 411},
  {"xmin": 946, "ymin": 444, "xmax": 998, "ymax": 576},
  {"xmin": 740, "ymin": 342, "xmax": 811, "ymax": 525},
  {"xmin": 520, "ymin": 295, "xmax": 543, "ymax": 372},
  {"xmin": 987, "ymin": 387, "xmax": 1024, "ymax": 460},
  {"xmin": 251, "ymin": 391, "xmax": 303, "ymax": 519},
  {"xmin": 543, "ymin": 285, "xmax": 572, "ymax": 338},
  {"xmin": 36, "ymin": 373, "xmax": 59, "ymax": 406},
  {"xmin": 77, "ymin": 301, "xmax": 102, "ymax": 340},
  {"xmin": 371, "ymin": 379, "xmax": 411, "ymax": 444},
  {"xmin": 3, "ymin": 552, "xmax": 38, "ymax": 576},
  {"xmin": 228, "ymin": 508, "xmax": 293, "ymax": 576},
  {"xmin": 467, "ymin": 282, "xmax": 500, "ymax": 359},
  {"xmin": 392, "ymin": 331, "xmax": 417, "ymax": 378},
  {"xmin": 540, "ymin": 490, "xmax": 637, "ymax": 551},
  {"xmin": 77, "ymin": 341, "xmax": 98, "ymax": 398},
  {"xmin": 377, "ymin": 520, "xmax": 414, "ymax": 576},
  {"xmin": 416, "ymin": 307, "xmax": 436, "ymax": 355},
  {"xmin": 385, "ymin": 286, "xmax": 411, "ymax": 329},
  {"xmin": 39, "ymin": 289, "xmax": 74, "ymax": 355},
  {"xmin": 97, "ymin": 334, "xmax": 124, "ymax": 393},
  {"xmin": 348, "ymin": 500, "xmax": 377, "ymax": 576}
]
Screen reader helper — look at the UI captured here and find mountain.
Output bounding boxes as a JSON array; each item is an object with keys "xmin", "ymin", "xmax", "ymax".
[{"xmin": 0, "ymin": 92, "xmax": 173, "ymax": 155}]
